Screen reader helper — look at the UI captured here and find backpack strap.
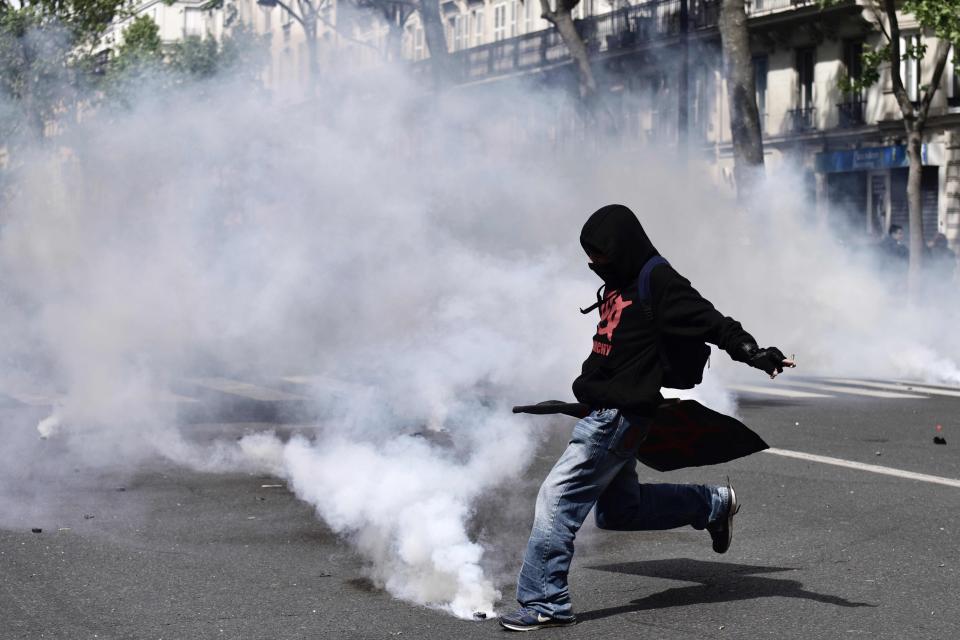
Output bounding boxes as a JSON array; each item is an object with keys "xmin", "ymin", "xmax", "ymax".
[{"xmin": 637, "ymin": 256, "xmax": 669, "ymax": 304}]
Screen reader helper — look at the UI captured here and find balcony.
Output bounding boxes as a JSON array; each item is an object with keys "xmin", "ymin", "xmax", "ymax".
[
  {"xmin": 451, "ymin": 0, "xmax": 720, "ymax": 83},
  {"xmin": 444, "ymin": 0, "xmax": 828, "ymax": 84},
  {"xmin": 786, "ymin": 106, "xmax": 817, "ymax": 133},
  {"xmin": 836, "ymin": 100, "xmax": 865, "ymax": 127}
]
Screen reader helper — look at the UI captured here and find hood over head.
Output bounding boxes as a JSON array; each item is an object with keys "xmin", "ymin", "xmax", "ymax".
[{"xmin": 580, "ymin": 204, "xmax": 659, "ymax": 289}]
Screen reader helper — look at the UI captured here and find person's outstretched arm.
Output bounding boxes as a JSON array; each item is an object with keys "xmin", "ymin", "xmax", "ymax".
[{"xmin": 650, "ymin": 264, "xmax": 795, "ymax": 378}]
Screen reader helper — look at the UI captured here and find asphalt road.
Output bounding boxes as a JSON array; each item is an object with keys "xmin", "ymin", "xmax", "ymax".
[{"xmin": 2, "ymin": 376, "xmax": 959, "ymax": 640}]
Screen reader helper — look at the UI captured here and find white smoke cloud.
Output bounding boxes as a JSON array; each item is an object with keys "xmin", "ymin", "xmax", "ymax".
[{"xmin": 1, "ymin": 49, "xmax": 959, "ymax": 618}]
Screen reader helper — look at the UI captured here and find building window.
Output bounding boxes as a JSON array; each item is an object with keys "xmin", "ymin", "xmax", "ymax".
[
  {"xmin": 452, "ymin": 14, "xmax": 468, "ymax": 51},
  {"xmin": 796, "ymin": 47, "xmax": 815, "ymax": 109},
  {"xmin": 509, "ymin": 0, "xmax": 518, "ymax": 37},
  {"xmin": 261, "ymin": 5, "xmax": 272, "ymax": 31},
  {"xmin": 753, "ymin": 55, "xmax": 768, "ymax": 132},
  {"xmin": 692, "ymin": 64, "xmax": 713, "ymax": 140},
  {"xmin": 524, "ymin": 0, "xmax": 535, "ymax": 33},
  {"xmin": 947, "ymin": 45, "xmax": 959, "ymax": 106},
  {"xmin": 473, "ymin": 9, "xmax": 484, "ymax": 46},
  {"xmin": 493, "ymin": 3, "xmax": 506, "ymax": 41},
  {"xmin": 184, "ymin": 8, "xmax": 202, "ymax": 37},
  {"xmin": 842, "ymin": 40, "xmax": 863, "ymax": 97},
  {"xmin": 408, "ymin": 24, "xmax": 425, "ymax": 60},
  {"xmin": 788, "ymin": 47, "xmax": 816, "ymax": 132},
  {"xmin": 900, "ymin": 34, "xmax": 921, "ymax": 102}
]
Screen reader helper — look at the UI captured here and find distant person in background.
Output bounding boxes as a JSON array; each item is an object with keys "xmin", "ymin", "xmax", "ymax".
[
  {"xmin": 880, "ymin": 224, "xmax": 909, "ymax": 263},
  {"xmin": 926, "ymin": 233, "xmax": 955, "ymax": 266},
  {"xmin": 878, "ymin": 224, "xmax": 909, "ymax": 295},
  {"xmin": 925, "ymin": 233, "xmax": 957, "ymax": 291}
]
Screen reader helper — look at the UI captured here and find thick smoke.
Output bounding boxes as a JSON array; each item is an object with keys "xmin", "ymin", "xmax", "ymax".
[{"xmin": 1, "ymin": 50, "xmax": 958, "ymax": 617}]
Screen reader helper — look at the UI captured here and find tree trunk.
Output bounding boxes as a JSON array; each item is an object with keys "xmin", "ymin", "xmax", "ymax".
[
  {"xmin": 416, "ymin": 0, "xmax": 453, "ymax": 85},
  {"xmin": 882, "ymin": 0, "xmax": 952, "ymax": 295},
  {"xmin": 304, "ymin": 18, "xmax": 319, "ymax": 91},
  {"xmin": 905, "ymin": 128, "xmax": 924, "ymax": 294},
  {"xmin": 718, "ymin": 0, "xmax": 764, "ymax": 201},
  {"xmin": 384, "ymin": 18, "xmax": 404, "ymax": 62},
  {"xmin": 541, "ymin": 0, "xmax": 596, "ymax": 101}
]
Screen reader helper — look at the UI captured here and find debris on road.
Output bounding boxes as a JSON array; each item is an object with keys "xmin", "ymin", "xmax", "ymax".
[
  {"xmin": 31, "ymin": 528, "xmax": 42, "ymax": 533},
  {"xmin": 934, "ymin": 437, "xmax": 947, "ymax": 445},
  {"xmin": 261, "ymin": 484, "xmax": 284, "ymax": 488},
  {"xmin": 116, "ymin": 487, "xmax": 126, "ymax": 492},
  {"xmin": 83, "ymin": 514, "xmax": 95, "ymax": 520},
  {"xmin": 473, "ymin": 612, "xmax": 487, "ymax": 620},
  {"xmin": 875, "ymin": 451, "xmax": 882, "ymax": 456}
]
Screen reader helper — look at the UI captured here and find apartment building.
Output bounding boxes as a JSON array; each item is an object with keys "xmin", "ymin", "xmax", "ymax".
[
  {"xmin": 410, "ymin": 0, "xmax": 960, "ymax": 246},
  {"xmin": 102, "ymin": 0, "xmax": 959, "ymax": 246}
]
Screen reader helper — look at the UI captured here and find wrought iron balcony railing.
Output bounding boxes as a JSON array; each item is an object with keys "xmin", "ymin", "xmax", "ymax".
[
  {"xmin": 444, "ymin": 0, "xmax": 821, "ymax": 85},
  {"xmin": 836, "ymin": 100, "xmax": 865, "ymax": 127},
  {"xmin": 786, "ymin": 106, "xmax": 817, "ymax": 133}
]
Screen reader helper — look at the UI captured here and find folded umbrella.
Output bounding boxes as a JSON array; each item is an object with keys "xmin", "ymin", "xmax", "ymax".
[{"xmin": 513, "ymin": 399, "xmax": 768, "ymax": 472}]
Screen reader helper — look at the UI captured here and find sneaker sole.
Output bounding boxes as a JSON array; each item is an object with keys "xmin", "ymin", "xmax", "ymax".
[{"xmin": 499, "ymin": 619, "xmax": 577, "ymax": 632}]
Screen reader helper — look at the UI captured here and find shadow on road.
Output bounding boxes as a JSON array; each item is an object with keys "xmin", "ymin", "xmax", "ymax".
[{"xmin": 578, "ymin": 558, "xmax": 875, "ymax": 622}]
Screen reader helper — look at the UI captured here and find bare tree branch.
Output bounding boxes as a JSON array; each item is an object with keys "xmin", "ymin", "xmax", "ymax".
[
  {"xmin": 883, "ymin": 0, "xmax": 915, "ymax": 121},
  {"xmin": 274, "ymin": 0, "xmax": 306, "ymax": 28},
  {"xmin": 538, "ymin": 0, "xmax": 555, "ymax": 22},
  {"xmin": 866, "ymin": 0, "xmax": 891, "ymax": 42},
  {"xmin": 918, "ymin": 38, "xmax": 951, "ymax": 126},
  {"xmin": 314, "ymin": 10, "xmax": 381, "ymax": 50}
]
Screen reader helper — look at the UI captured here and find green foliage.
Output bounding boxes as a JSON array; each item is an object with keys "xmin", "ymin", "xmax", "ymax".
[
  {"xmin": 838, "ymin": 43, "xmax": 887, "ymax": 95},
  {"xmin": 111, "ymin": 14, "xmax": 162, "ymax": 73},
  {"xmin": 833, "ymin": 0, "xmax": 960, "ymax": 97},
  {"xmin": 170, "ymin": 34, "xmax": 220, "ymax": 79},
  {"xmin": 103, "ymin": 18, "xmax": 269, "ymax": 107},
  {"xmin": 0, "ymin": 8, "xmax": 76, "ymax": 142},
  {"xmin": 0, "ymin": 0, "xmax": 129, "ymax": 143},
  {"xmin": 4, "ymin": 0, "xmax": 132, "ymax": 47},
  {"xmin": 903, "ymin": 0, "xmax": 960, "ymax": 47},
  {"xmin": 168, "ymin": 24, "xmax": 269, "ymax": 82}
]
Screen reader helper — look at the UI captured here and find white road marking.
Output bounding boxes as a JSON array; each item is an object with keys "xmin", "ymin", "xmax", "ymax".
[
  {"xmin": 827, "ymin": 379, "xmax": 960, "ymax": 399},
  {"xmin": 281, "ymin": 375, "xmax": 322, "ymax": 385},
  {"xmin": 282, "ymin": 375, "xmax": 371, "ymax": 397},
  {"xmin": 775, "ymin": 380, "xmax": 927, "ymax": 399},
  {"xmin": 152, "ymin": 390, "xmax": 200, "ymax": 404},
  {"xmin": 187, "ymin": 377, "xmax": 305, "ymax": 402},
  {"xmin": 728, "ymin": 384, "xmax": 833, "ymax": 399},
  {"xmin": 0, "ymin": 390, "xmax": 62, "ymax": 406},
  {"xmin": 898, "ymin": 379, "xmax": 960, "ymax": 391},
  {"xmin": 765, "ymin": 448, "xmax": 960, "ymax": 489}
]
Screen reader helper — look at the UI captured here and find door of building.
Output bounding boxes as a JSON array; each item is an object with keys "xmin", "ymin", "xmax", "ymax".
[{"xmin": 868, "ymin": 172, "xmax": 889, "ymax": 236}]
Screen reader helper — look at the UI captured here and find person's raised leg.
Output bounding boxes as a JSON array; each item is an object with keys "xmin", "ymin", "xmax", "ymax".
[{"xmin": 594, "ymin": 458, "xmax": 738, "ymax": 551}]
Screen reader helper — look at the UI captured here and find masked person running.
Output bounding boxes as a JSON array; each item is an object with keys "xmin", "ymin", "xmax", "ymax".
[{"xmin": 499, "ymin": 204, "xmax": 794, "ymax": 632}]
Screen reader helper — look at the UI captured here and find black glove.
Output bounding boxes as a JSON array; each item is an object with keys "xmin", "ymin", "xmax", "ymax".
[{"xmin": 737, "ymin": 343, "xmax": 790, "ymax": 376}]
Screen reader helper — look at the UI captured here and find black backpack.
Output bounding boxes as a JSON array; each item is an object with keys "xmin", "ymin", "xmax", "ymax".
[{"xmin": 637, "ymin": 256, "xmax": 711, "ymax": 390}]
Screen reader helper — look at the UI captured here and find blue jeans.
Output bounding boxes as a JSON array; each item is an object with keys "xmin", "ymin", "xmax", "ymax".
[{"xmin": 516, "ymin": 408, "xmax": 729, "ymax": 620}]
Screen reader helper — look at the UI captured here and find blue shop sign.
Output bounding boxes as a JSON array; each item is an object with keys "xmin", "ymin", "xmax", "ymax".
[{"xmin": 815, "ymin": 145, "xmax": 928, "ymax": 173}]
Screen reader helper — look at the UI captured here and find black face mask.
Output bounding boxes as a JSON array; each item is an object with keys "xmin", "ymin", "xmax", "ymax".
[{"xmin": 588, "ymin": 262, "xmax": 619, "ymax": 285}]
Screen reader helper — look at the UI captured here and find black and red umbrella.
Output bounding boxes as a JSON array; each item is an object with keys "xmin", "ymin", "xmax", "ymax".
[{"xmin": 512, "ymin": 399, "xmax": 768, "ymax": 472}]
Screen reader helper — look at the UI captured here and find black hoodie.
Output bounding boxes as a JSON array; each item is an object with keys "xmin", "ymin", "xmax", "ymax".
[{"xmin": 571, "ymin": 205, "xmax": 756, "ymax": 415}]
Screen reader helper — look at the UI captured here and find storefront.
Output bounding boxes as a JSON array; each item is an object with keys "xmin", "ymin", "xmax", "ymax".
[{"xmin": 815, "ymin": 144, "xmax": 941, "ymax": 240}]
